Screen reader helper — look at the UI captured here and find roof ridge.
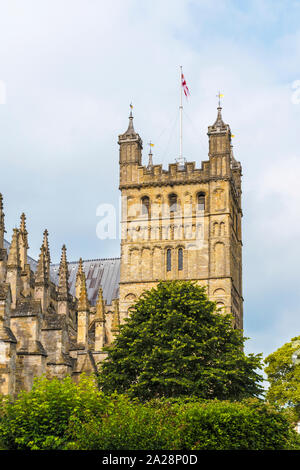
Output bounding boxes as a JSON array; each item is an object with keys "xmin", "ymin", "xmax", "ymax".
[{"xmin": 51, "ymin": 257, "xmax": 121, "ymax": 267}]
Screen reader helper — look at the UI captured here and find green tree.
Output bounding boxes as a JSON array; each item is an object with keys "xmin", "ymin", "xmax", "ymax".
[
  {"xmin": 98, "ymin": 281, "xmax": 263, "ymax": 400},
  {"xmin": 265, "ymin": 336, "xmax": 300, "ymax": 421}
]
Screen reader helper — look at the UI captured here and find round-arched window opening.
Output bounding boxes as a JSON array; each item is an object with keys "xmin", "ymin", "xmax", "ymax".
[
  {"xmin": 178, "ymin": 248, "xmax": 183, "ymax": 271},
  {"xmin": 169, "ymin": 193, "xmax": 178, "ymax": 213},
  {"xmin": 197, "ymin": 192, "xmax": 205, "ymax": 211},
  {"xmin": 141, "ymin": 196, "xmax": 150, "ymax": 216}
]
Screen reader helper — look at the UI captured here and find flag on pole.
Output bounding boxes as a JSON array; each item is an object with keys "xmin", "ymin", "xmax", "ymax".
[{"xmin": 181, "ymin": 73, "xmax": 190, "ymax": 98}]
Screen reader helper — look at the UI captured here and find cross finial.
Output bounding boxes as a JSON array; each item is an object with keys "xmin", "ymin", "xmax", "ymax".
[
  {"xmin": 129, "ymin": 102, "xmax": 133, "ymax": 117},
  {"xmin": 148, "ymin": 141, "xmax": 154, "ymax": 155},
  {"xmin": 216, "ymin": 91, "xmax": 224, "ymax": 107},
  {"xmin": 147, "ymin": 141, "xmax": 154, "ymax": 169}
]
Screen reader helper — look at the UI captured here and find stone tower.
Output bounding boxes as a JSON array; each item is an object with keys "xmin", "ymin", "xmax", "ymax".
[{"xmin": 118, "ymin": 106, "xmax": 243, "ymax": 328}]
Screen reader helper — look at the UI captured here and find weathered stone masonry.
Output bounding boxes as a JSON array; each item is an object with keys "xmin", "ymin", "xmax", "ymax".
[{"xmin": 0, "ymin": 105, "xmax": 242, "ymax": 395}]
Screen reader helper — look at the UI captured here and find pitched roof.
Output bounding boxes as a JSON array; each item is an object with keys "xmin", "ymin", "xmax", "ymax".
[
  {"xmin": 3, "ymin": 239, "xmax": 120, "ymax": 306},
  {"xmin": 51, "ymin": 258, "xmax": 120, "ymax": 306}
]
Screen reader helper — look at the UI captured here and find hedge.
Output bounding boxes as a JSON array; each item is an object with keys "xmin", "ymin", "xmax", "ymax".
[{"xmin": 0, "ymin": 375, "xmax": 298, "ymax": 450}]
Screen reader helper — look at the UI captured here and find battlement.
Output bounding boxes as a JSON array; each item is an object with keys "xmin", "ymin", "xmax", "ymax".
[
  {"xmin": 145, "ymin": 159, "xmax": 211, "ymax": 184},
  {"xmin": 120, "ymin": 159, "xmax": 214, "ymax": 189},
  {"xmin": 119, "ymin": 152, "xmax": 241, "ymax": 189}
]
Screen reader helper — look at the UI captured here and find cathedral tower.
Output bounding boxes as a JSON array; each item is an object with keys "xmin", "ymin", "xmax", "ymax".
[{"xmin": 118, "ymin": 106, "xmax": 243, "ymax": 328}]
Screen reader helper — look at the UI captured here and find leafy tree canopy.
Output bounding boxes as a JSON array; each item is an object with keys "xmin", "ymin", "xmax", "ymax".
[
  {"xmin": 98, "ymin": 281, "xmax": 263, "ymax": 400},
  {"xmin": 265, "ymin": 336, "xmax": 300, "ymax": 420}
]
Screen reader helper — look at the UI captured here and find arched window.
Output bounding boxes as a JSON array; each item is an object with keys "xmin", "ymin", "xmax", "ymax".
[
  {"xmin": 166, "ymin": 248, "xmax": 172, "ymax": 272},
  {"xmin": 178, "ymin": 248, "xmax": 183, "ymax": 271},
  {"xmin": 141, "ymin": 196, "xmax": 150, "ymax": 217},
  {"xmin": 197, "ymin": 192, "xmax": 205, "ymax": 211},
  {"xmin": 169, "ymin": 193, "xmax": 178, "ymax": 213}
]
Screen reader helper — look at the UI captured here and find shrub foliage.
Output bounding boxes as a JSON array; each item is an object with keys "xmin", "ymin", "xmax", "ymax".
[
  {"xmin": 0, "ymin": 376, "xmax": 297, "ymax": 450},
  {"xmin": 0, "ymin": 375, "xmax": 109, "ymax": 450}
]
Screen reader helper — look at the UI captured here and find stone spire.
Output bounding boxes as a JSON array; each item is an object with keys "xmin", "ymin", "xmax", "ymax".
[
  {"xmin": 208, "ymin": 104, "xmax": 231, "ymax": 136},
  {"xmin": 122, "ymin": 104, "xmax": 139, "ymax": 138},
  {"xmin": 0, "ymin": 194, "xmax": 7, "ymax": 282},
  {"xmin": 7, "ymin": 228, "xmax": 21, "ymax": 268},
  {"xmin": 19, "ymin": 213, "xmax": 32, "ymax": 297},
  {"xmin": 42, "ymin": 229, "xmax": 51, "ymax": 282},
  {"xmin": 58, "ymin": 245, "xmax": 69, "ymax": 303},
  {"xmin": 147, "ymin": 142, "xmax": 153, "ymax": 170},
  {"xmin": 19, "ymin": 213, "xmax": 29, "ymax": 270},
  {"xmin": 0, "ymin": 193, "xmax": 5, "ymax": 250},
  {"xmin": 78, "ymin": 272, "xmax": 89, "ymax": 312},
  {"xmin": 6, "ymin": 228, "xmax": 21, "ymax": 308},
  {"xmin": 126, "ymin": 107, "xmax": 135, "ymax": 134},
  {"xmin": 94, "ymin": 287, "xmax": 106, "ymax": 350},
  {"xmin": 95, "ymin": 287, "xmax": 105, "ymax": 322},
  {"xmin": 75, "ymin": 257, "xmax": 83, "ymax": 299},
  {"xmin": 34, "ymin": 234, "xmax": 51, "ymax": 311},
  {"xmin": 35, "ymin": 244, "xmax": 47, "ymax": 285},
  {"xmin": 77, "ymin": 272, "xmax": 89, "ymax": 346},
  {"xmin": 213, "ymin": 106, "xmax": 226, "ymax": 129}
]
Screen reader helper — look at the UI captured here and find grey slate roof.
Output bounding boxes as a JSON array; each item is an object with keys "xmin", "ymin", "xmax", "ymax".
[
  {"xmin": 3, "ymin": 239, "xmax": 120, "ymax": 306},
  {"xmin": 50, "ymin": 258, "xmax": 120, "ymax": 306}
]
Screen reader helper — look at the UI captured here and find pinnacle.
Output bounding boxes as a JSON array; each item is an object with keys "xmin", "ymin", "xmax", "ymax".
[
  {"xmin": 20, "ymin": 213, "xmax": 26, "ymax": 229},
  {"xmin": 7, "ymin": 228, "xmax": 21, "ymax": 267},
  {"xmin": 42, "ymin": 229, "xmax": 51, "ymax": 279},
  {"xmin": 35, "ymin": 244, "xmax": 47, "ymax": 282},
  {"xmin": 126, "ymin": 111, "xmax": 135, "ymax": 134},
  {"xmin": 76, "ymin": 258, "xmax": 83, "ymax": 278},
  {"xmin": 208, "ymin": 105, "xmax": 230, "ymax": 136},
  {"xmin": 95, "ymin": 287, "xmax": 105, "ymax": 322},
  {"xmin": 60, "ymin": 244, "xmax": 67, "ymax": 264},
  {"xmin": 43, "ymin": 229, "xmax": 50, "ymax": 252},
  {"xmin": 147, "ymin": 149, "xmax": 153, "ymax": 170},
  {"xmin": 58, "ymin": 244, "xmax": 69, "ymax": 300},
  {"xmin": 213, "ymin": 106, "xmax": 226, "ymax": 128},
  {"xmin": 78, "ymin": 272, "xmax": 89, "ymax": 312},
  {"xmin": 0, "ymin": 194, "xmax": 4, "ymax": 222},
  {"xmin": 0, "ymin": 194, "xmax": 5, "ymax": 241},
  {"xmin": 120, "ymin": 106, "xmax": 138, "ymax": 138},
  {"xmin": 19, "ymin": 213, "xmax": 29, "ymax": 249}
]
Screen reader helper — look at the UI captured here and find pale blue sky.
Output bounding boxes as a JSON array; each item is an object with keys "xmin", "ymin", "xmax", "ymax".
[{"xmin": 0, "ymin": 0, "xmax": 300, "ymax": 362}]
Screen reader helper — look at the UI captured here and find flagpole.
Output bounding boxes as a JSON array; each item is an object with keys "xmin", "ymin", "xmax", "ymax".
[{"xmin": 179, "ymin": 65, "xmax": 183, "ymax": 165}]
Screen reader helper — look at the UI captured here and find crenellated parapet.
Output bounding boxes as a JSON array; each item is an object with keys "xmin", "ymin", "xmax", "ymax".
[{"xmin": 120, "ymin": 160, "xmax": 213, "ymax": 189}]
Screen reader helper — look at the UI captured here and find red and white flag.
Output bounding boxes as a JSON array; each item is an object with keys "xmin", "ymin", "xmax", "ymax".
[{"xmin": 181, "ymin": 73, "xmax": 190, "ymax": 98}]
